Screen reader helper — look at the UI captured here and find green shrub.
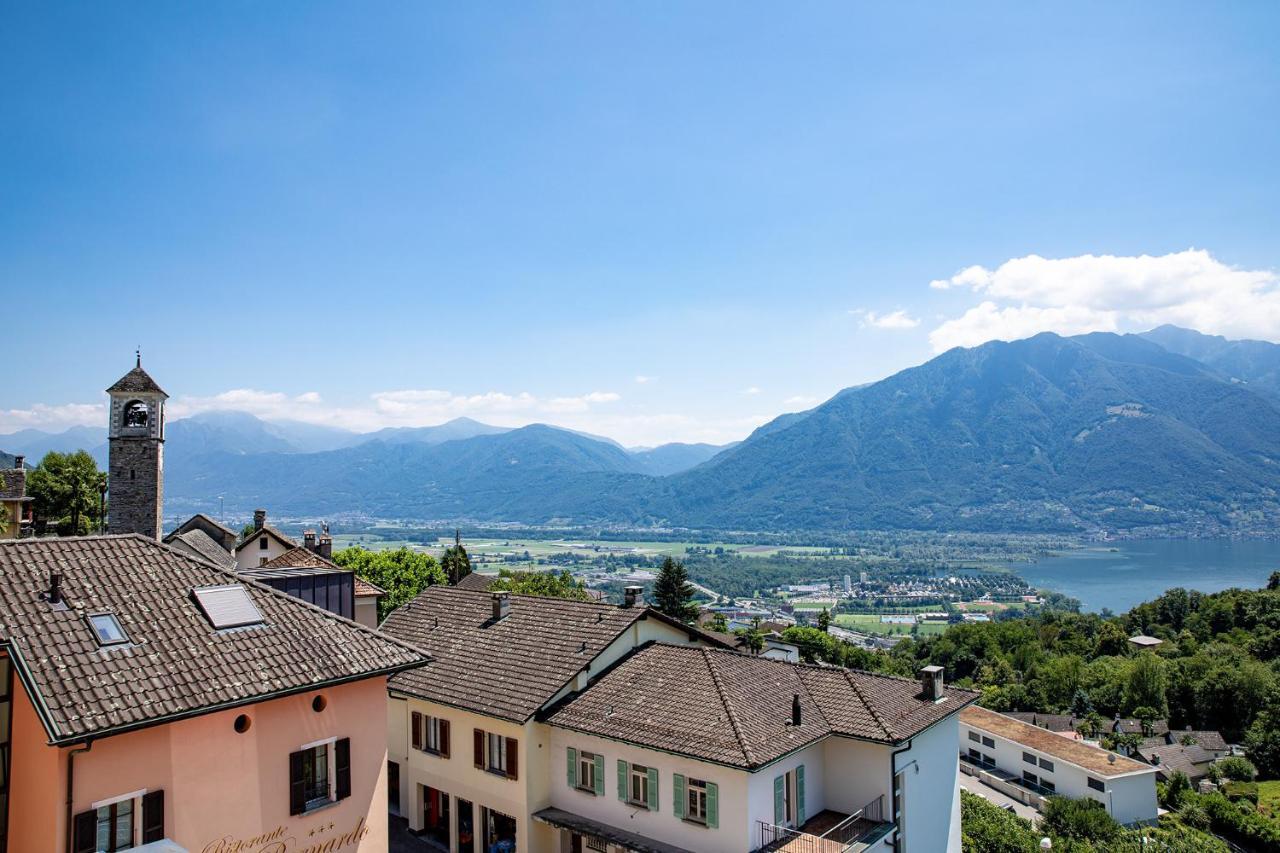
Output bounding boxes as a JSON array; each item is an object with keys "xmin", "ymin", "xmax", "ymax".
[
  {"xmin": 1176, "ymin": 800, "xmax": 1210, "ymax": 830},
  {"xmin": 1217, "ymin": 755, "xmax": 1258, "ymax": 782},
  {"xmin": 960, "ymin": 790, "xmax": 1040, "ymax": 853},
  {"xmin": 1039, "ymin": 796, "xmax": 1121, "ymax": 844},
  {"xmin": 1201, "ymin": 791, "xmax": 1280, "ymax": 848},
  {"xmin": 1223, "ymin": 780, "xmax": 1259, "ymax": 805}
]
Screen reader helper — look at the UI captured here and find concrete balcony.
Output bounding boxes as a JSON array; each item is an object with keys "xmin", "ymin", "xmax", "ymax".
[{"xmin": 757, "ymin": 796, "xmax": 892, "ymax": 853}]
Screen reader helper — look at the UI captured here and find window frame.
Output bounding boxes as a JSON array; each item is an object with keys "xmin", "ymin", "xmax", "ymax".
[
  {"xmin": 89, "ymin": 789, "xmax": 146, "ymax": 852},
  {"xmin": 487, "ymin": 732, "xmax": 508, "ymax": 775},
  {"xmin": 968, "ymin": 731, "xmax": 980, "ymax": 743},
  {"xmin": 1038, "ymin": 757, "xmax": 1054, "ymax": 772},
  {"xmin": 576, "ymin": 751, "xmax": 598, "ymax": 794},
  {"xmin": 1087, "ymin": 777, "xmax": 1105, "ymax": 792},
  {"xmin": 299, "ymin": 737, "xmax": 337, "ymax": 811},
  {"xmin": 1022, "ymin": 751, "xmax": 1037, "ymax": 766},
  {"xmin": 685, "ymin": 777, "xmax": 709, "ymax": 825},
  {"xmin": 981, "ymin": 735, "xmax": 995, "ymax": 749},
  {"xmin": 87, "ymin": 613, "xmax": 129, "ymax": 647},
  {"xmin": 628, "ymin": 763, "xmax": 650, "ymax": 807}
]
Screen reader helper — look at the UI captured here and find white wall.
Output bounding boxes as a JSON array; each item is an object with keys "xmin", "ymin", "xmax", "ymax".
[
  {"xmin": 548, "ymin": 728, "xmax": 752, "ymax": 853},
  {"xmin": 746, "ymin": 742, "xmax": 827, "ymax": 848},
  {"xmin": 896, "ymin": 716, "xmax": 963, "ymax": 853},
  {"xmin": 355, "ymin": 596, "xmax": 378, "ymax": 628},
  {"xmin": 821, "ymin": 738, "xmax": 890, "ymax": 816},
  {"xmin": 234, "ymin": 531, "xmax": 291, "ymax": 569},
  {"xmin": 961, "ymin": 720, "xmax": 1157, "ymax": 826}
]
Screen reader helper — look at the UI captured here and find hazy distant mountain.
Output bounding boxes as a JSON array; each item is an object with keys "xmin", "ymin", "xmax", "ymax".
[
  {"xmin": 659, "ymin": 331, "xmax": 1280, "ymax": 532},
  {"xmin": 356, "ymin": 417, "xmax": 509, "ymax": 447},
  {"xmin": 1140, "ymin": 325, "xmax": 1280, "ymax": 398},
  {"xmin": 0, "ymin": 425, "xmax": 105, "ymax": 462},
  {"xmin": 629, "ymin": 442, "xmax": 735, "ymax": 475}
]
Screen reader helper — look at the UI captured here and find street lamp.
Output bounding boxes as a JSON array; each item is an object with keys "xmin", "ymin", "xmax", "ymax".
[{"xmin": 98, "ymin": 477, "xmax": 108, "ymax": 534}]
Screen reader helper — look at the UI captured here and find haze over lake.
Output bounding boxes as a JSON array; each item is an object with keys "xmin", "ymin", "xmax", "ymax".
[{"xmin": 1018, "ymin": 539, "xmax": 1280, "ymax": 613}]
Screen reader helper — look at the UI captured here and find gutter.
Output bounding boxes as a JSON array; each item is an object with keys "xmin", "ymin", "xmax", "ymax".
[
  {"xmin": 65, "ymin": 739, "xmax": 93, "ymax": 853},
  {"xmin": 889, "ymin": 738, "xmax": 913, "ymax": 850}
]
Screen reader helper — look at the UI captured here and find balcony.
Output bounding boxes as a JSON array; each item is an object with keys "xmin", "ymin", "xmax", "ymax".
[{"xmin": 757, "ymin": 796, "xmax": 892, "ymax": 853}]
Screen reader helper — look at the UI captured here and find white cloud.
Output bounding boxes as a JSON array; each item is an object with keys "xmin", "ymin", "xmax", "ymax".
[
  {"xmin": 855, "ymin": 309, "xmax": 921, "ymax": 330},
  {"xmin": 928, "ymin": 249, "xmax": 1280, "ymax": 351},
  {"xmin": 167, "ymin": 389, "xmax": 325, "ymax": 422},
  {"xmin": 784, "ymin": 395, "xmax": 819, "ymax": 407},
  {"xmin": 543, "ymin": 391, "xmax": 622, "ymax": 413},
  {"xmin": 634, "ymin": 375, "xmax": 656, "ymax": 384},
  {"xmin": 0, "ymin": 402, "xmax": 105, "ymax": 433},
  {"xmin": 742, "ymin": 386, "xmax": 762, "ymax": 395}
]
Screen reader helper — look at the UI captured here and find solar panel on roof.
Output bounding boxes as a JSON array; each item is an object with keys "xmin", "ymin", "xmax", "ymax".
[{"xmin": 191, "ymin": 584, "xmax": 264, "ymax": 629}]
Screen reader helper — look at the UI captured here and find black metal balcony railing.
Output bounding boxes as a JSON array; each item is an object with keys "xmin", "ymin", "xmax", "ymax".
[{"xmin": 757, "ymin": 795, "xmax": 888, "ymax": 853}]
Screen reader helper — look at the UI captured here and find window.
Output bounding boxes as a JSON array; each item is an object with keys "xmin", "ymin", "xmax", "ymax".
[
  {"xmin": 96, "ymin": 799, "xmax": 133, "ymax": 852},
  {"xmin": 72, "ymin": 790, "xmax": 164, "ymax": 853},
  {"xmin": 259, "ymin": 536, "xmax": 269, "ymax": 550},
  {"xmin": 1022, "ymin": 771, "xmax": 1038, "ymax": 787},
  {"xmin": 1041, "ymin": 779, "xmax": 1056, "ymax": 793},
  {"xmin": 968, "ymin": 748, "xmax": 982, "ymax": 761},
  {"xmin": 1022, "ymin": 752, "xmax": 1037, "ymax": 765},
  {"xmin": 983, "ymin": 754, "xmax": 995, "ymax": 766},
  {"xmin": 629, "ymin": 764, "xmax": 650, "ymax": 806},
  {"xmin": 289, "ymin": 738, "xmax": 351, "ymax": 815},
  {"xmin": 88, "ymin": 613, "xmax": 128, "ymax": 646},
  {"xmin": 686, "ymin": 778, "xmax": 708, "ymax": 824},
  {"xmin": 473, "ymin": 729, "xmax": 517, "ymax": 780},
  {"xmin": 1087, "ymin": 777, "xmax": 1105, "ymax": 792},
  {"xmin": 968, "ymin": 731, "xmax": 980, "ymax": 743},
  {"xmin": 191, "ymin": 584, "xmax": 263, "ymax": 629},
  {"xmin": 411, "ymin": 713, "xmax": 450, "ymax": 757},
  {"xmin": 1038, "ymin": 758, "xmax": 1054, "ymax": 772},
  {"xmin": 577, "ymin": 752, "xmax": 597, "ymax": 793},
  {"xmin": 981, "ymin": 736, "xmax": 995, "ymax": 748}
]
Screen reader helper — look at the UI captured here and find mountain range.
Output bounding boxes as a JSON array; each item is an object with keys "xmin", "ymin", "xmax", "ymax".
[{"xmin": 5, "ymin": 326, "xmax": 1280, "ymax": 534}]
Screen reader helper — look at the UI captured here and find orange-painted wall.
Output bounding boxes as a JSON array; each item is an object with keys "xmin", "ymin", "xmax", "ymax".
[{"xmin": 8, "ymin": 674, "xmax": 391, "ymax": 852}]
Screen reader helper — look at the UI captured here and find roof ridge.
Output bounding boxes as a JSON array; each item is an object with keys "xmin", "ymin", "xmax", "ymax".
[
  {"xmin": 843, "ymin": 668, "xmax": 897, "ymax": 741},
  {"xmin": 699, "ymin": 646, "xmax": 758, "ymax": 767}
]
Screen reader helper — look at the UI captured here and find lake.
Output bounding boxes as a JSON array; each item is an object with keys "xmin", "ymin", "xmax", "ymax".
[{"xmin": 1016, "ymin": 538, "xmax": 1280, "ymax": 613}]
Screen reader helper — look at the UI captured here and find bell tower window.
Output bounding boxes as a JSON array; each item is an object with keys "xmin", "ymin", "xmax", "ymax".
[{"xmin": 123, "ymin": 400, "xmax": 149, "ymax": 429}]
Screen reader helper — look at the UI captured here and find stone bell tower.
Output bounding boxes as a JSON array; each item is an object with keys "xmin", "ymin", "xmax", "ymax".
[{"xmin": 106, "ymin": 352, "xmax": 167, "ymax": 538}]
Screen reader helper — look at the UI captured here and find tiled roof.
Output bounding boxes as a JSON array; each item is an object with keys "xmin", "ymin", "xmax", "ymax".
[
  {"xmin": 1137, "ymin": 742, "xmax": 1217, "ymax": 778},
  {"xmin": 1113, "ymin": 717, "xmax": 1170, "ymax": 736},
  {"xmin": 962, "ymin": 706, "xmax": 1154, "ymax": 778},
  {"xmin": 234, "ymin": 526, "xmax": 298, "ymax": 553},
  {"xmin": 381, "ymin": 586, "xmax": 719, "ymax": 723},
  {"xmin": 454, "ymin": 572, "xmax": 495, "ymax": 591},
  {"xmin": 171, "ymin": 513, "xmax": 237, "ymax": 541},
  {"xmin": 545, "ymin": 644, "xmax": 978, "ymax": 769},
  {"xmin": 106, "ymin": 365, "xmax": 166, "ymax": 395},
  {"xmin": 0, "ymin": 535, "xmax": 429, "ymax": 744},
  {"xmin": 1004, "ymin": 712, "xmax": 1082, "ymax": 732},
  {"xmin": 1173, "ymin": 730, "xmax": 1227, "ymax": 752},
  {"xmin": 166, "ymin": 529, "xmax": 236, "ymax": 571},
  {"xmin": 353, "ymin": 577, "xmax": 385, "ymax": 597},
  {"xmin": 261, "ymin": 546, "xmax": 340, "ymax": 571}
]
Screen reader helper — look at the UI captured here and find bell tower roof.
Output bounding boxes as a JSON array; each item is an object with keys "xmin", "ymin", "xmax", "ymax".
[{"xmin": 106, "ymin": 357, "xmax": 167, "ymax": 397}]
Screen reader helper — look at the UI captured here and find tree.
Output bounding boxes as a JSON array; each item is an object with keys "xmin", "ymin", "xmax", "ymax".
[
  {"xmin": 1215, "ymin": 756, "xmax": 1257, "ymax": 782},
  {"xmin": 706, "ymin": 612, "xmax": 729, "ymax": 633},
  {"xmin": 817, "ymin": 607, "xmax": 831, "ymax": 632},
  {"xmin": 1039, "ymin": 796, "xmax": 1121, "ymax": 844},
  {"xmin": 239, "ymin": 523, "xmax": 256, "ymax": 541},
  {"xmin": 1070, "ymin": 688, "xmax": 1095, "ymax": 718},
  {"xmin": 1160, "ymin": 771, "xmax": 1192, "ymax": 810},
  {"xmin": 331, "ymin": 546, "xmax": 446, "ymax": 620},
  {"xmin": 1268, "ymin": 571, "xmax": 1280, "ymax": 592},
  {"xmin": 27, "ymin": 451, "xmax": 104, "ymax": 536},
  {"xmin": 1124, "ymin": 651, "xmax": 1168, "ymax": 716},
  {"xmin": 441, "ymin": 529, "xmax": 472, "ymax": 585},
  {"xmin": 651, "ymin": 557, "xmax": 698, "ymax": 623},
  {"xmin": 489, "ymin": 569, "xmax": 591, "ymax": 601},
  {"xmin": 1131, "ymin": 705, "xmax": 1159, "ymax": 738}
]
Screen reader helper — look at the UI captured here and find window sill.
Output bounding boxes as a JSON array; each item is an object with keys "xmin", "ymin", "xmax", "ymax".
[
  {"xmin": 682, "ymin": 817, "xmax": 709, "ymax": 828},
  {"xmin": 485, "ymin": 768, "xmax": 514, "ymax": 780},
  {"xmin": 626, "ymin": 800, "xmax": 652, "ymax": 811},
  {"xmin": 301, "ymin": 798, "xmax": 339, "ymax": 816},
  {"xmin": 575, "ymin": 786, "xmax": 598, "ymax": 796}
]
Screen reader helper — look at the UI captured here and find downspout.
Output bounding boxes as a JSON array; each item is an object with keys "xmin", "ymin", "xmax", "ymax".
[
  {"xmin": 888, "ymin": 738, "xmax": 913, "ymax": 852},
  {"xmin": 65, "ymin": 739, "xmax": 93, "ymax": 853}
]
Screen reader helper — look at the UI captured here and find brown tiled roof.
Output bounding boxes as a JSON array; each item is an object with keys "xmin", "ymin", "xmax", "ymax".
[
  {"xmin": 1137, "ymin": 742, "xmax": 1217, "ymax": 778},
  {"xmin": 962, "ymin": 706, "xmax": 1154, "ymax": 778},
  {"xmin": 454, "ymin": 572, "xmax": 495, "ymax": 591},
  {"xmin": 545, "ymin": 644, "xmax": 978, "ymax": 769},
  {"xmin": 166, "ymin": 529, "xmax": 236, "ymax": 571},
  {"xmin": 1173, "ymin": 730, "xmax": 1227, "ymax": 751},
  {"xmin": 0, "ymin": 535, "xmax": 429, "ymax": 744},
  {"xmin": 381, "ymin": 587, "xmax": 722, "ymax": 723},
  {"xmin": 261, "ymin": 546, "xmax": 339, "ymax": 570},
  {"xmin": 106, "ymin": 365, "xmax": 166, "ymax": 395},
  {"xmin": 170, "ymin": 512, "xmax": 237, "ymax": 541},
  {"xmin": 234, "ymin": 526, "xmax": 298, "ymax": 553},
  {"xmin": 1005, "ymin": 712, "xmax": 1082, "ymax": 732},
  {"xmin": 354, "ymin": 577, "xmax": 385, "ymax": 597}
]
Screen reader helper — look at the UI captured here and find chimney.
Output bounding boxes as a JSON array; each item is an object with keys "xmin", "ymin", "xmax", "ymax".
[
  {"xmin": 791, "ymin": 693, "xmax": 802, "ymax": 726},
  {"xmin": 48, "ymin": 572, "xmax": 62, "ymax": 605},
  {"xmin": 304, "ymin": 530, "xmax": 317, "ymax": 552},
  {"xmin": 12, "ymin": 455, "xmax": 23, "ymax": 470},
  {"xmin": 492, "ymin": 591, "xmax": 511, "ymax": 621},
  {"xmin": 253, "ymin": 509, "xmax": 266, "ymax": 531},
  {"xmin": 919, "ymin": 665, "xmax": 945, "ymax": 701},
  {"xmin": 623, "ymin": 585, "xmax": 643, "ymax": 608},
  {"xmin": 318, "ymin": 534, "xmax": 332, "ymax": 559}
]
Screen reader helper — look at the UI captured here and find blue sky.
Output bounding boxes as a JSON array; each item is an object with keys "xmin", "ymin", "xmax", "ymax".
[{"xmin": 3, "ymin": 2, "xmax": 1279, "ymax": 445}]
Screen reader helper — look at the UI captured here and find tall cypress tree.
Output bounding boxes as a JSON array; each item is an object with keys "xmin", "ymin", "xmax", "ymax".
[
  {"xmin": 652, "ymin": 557, "xmax": 698, "ymax": 623},
  {"xmin": 441, "ymin": 529, "xmax": 472, "ymax": 585}
]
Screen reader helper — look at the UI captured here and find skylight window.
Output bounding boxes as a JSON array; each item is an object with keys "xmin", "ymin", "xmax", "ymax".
[
  {"xmin": 88, "ymin": 613, "xmax": 128, "ymax": 646},
  {"xmin": 191, "ymin": 584, "xmax": 264, "ymax": 629}
]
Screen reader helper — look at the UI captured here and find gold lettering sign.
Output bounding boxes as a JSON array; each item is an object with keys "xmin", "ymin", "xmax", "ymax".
[{"xmin": 202, "ymin": 818, "xmax": 370, "ymax": 853}]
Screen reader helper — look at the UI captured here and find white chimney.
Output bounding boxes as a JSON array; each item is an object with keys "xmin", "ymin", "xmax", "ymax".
[
  {"xmin": 492, "ymin": 591, "xmax": 511, "ymax": 621},
  {"xmin": 919, "ymin": 665, "xmax": 945, "ymax": 701},
  {"xmin": 623, "ymin": 585, "xmax": 643, "ymax": 608}
]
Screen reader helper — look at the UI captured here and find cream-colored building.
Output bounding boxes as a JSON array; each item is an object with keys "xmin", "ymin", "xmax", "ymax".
[
  {"xmin": 381, "ymin": 586, "xmax": 727, "ymax": 852},
  {"xmin": 234, "ymin": 508, "xmax": 298, "ymax": 569},
  {"xmin": 382, "ymin": 588, "xmax": 977, "ymax": 853}
]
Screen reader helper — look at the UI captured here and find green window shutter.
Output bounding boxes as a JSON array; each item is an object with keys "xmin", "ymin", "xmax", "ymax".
[
  {"xmin": 774, "ymin": 775, "xmax": 784, "ymax": 825},
  {"xmin": 647, "ymin": 766, "xmax": 659, "ymax": 811},
  {"xmin": 617, "ymin": 759, "xmax": 628, "ymax": 802},
  {"xmin": 797, "ymin": 765, "xmax": 806, "ymax": 825},
  {"xmin": 594, "ymin": 753, "xmax": 605, "ymax": 796},
  {"xmin": 567, "ymin": 747, "xmax": 577, "ymax": 789},
  {"xmin": 673, "ymin": 773, "xmax": 686, "ymax": 819},
  {"xmin": 707, "ymin": 781, "xmax": 719, "ymax": 829}
]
